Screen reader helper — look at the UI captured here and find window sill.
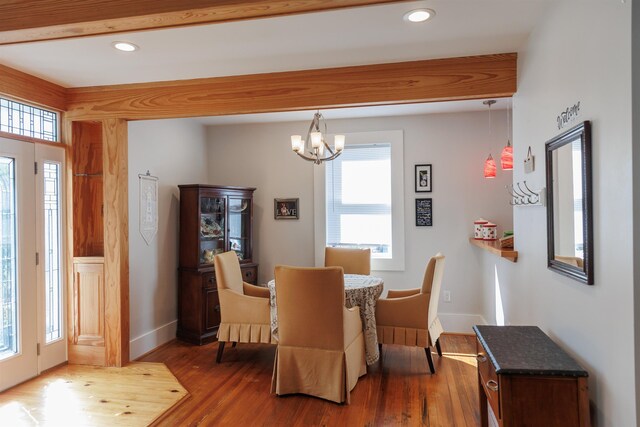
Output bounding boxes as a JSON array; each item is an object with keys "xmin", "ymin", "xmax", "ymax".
[{"xmin": 469, "ymin": 238, "xmax": 518, "ymax": 263}]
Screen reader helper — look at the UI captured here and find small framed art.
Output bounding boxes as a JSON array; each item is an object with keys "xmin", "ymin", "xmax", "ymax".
[
  {"xmin": 415, "ymin": 164, "xmax": 432, "ymax": 192},
  {"xmin": 416, "ymin": 198, "xmax": 433, "ymax": 226},
  {"xmin": 274, "ymin": 198, "xmax": 299, "ymax": 219}
]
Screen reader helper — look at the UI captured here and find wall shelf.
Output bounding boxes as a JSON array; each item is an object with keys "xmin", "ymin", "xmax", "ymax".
[{"xmin": 469, "ymin": 237, "xmax": 518, "ymax": 262}]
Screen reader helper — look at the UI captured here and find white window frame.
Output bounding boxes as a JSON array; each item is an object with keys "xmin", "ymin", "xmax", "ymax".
[{"xmin": 314, "ymin": 130, "xmax": 404, "ymax": 271}]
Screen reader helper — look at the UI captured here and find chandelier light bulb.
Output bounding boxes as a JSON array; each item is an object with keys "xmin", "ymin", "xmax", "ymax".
[
  {"xmin": 310, "ymin": 132, "xmax": 322, "ymax": 149},
  {"xmin": 291, "ymin": 135, "xmax": 302, "ymax": 152},
  {"xmin": 334, "ymin": 135, "xmax": 345, "ymax": 152}
]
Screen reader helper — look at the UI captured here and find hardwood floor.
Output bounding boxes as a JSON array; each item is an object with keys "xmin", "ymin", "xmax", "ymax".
[
  {"xmin": 0, "ymin": 362, "xmax": 187, "ymax": 426},
  {"xmin": 141, "ymin": 334, "xmax": 480, "ymax": 427}
]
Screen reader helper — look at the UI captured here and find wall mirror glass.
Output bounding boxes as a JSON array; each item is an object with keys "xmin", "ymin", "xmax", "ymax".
[{"xmin": 545, "ymin": 121, "xmax": 593, "ymax": 285}]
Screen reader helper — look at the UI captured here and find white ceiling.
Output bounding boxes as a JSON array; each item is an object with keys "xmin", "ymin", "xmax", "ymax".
[
  {"xmin": 0, "ymin": 0, "xmax": 550, "ymax": 122},
  {"xmin": 194, "ymin": 98, "xmax": 512, "ymax": 125}
]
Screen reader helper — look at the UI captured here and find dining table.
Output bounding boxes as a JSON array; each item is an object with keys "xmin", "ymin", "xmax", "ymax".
[{"xmin": 267, "ymin": 274, "xmax": 384, "ymax": 365}]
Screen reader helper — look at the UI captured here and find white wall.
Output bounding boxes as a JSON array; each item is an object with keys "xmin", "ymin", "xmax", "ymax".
[
  {"xmin": 206, "ymin": 111, "xmax": 513, "ymax": 333},
  {"xmin": 633, "ymin": 0, "xmax": 640, "ymax": 420},
  {"xmin": 128, "ymin": 119, "xmax": 208, "ymax": 359},
  {"xmin": 479, "ymin": 2, "xmax": 633, "ymax": 426}
]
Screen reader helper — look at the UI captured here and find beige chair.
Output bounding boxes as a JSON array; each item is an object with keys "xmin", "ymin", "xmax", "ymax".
[
  {"xmin": 375, "ymin": 253, "xmax": 445, "ymax": 374},
  {"xmin": 271, "ymin": 265, "xmax": 367, "ymax": 404},
  {"xmin": 324, "ymin": 247, "xmax": 371, "ymax": 275},
  {"xmin": 213, "ymin": 251, "xmax": 273, "ymax": 363}
]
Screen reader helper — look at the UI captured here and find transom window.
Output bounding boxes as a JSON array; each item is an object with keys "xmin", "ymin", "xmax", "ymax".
[{"xmin": 0, "ymin": 98, "xmax": 58, "ymax": 142}]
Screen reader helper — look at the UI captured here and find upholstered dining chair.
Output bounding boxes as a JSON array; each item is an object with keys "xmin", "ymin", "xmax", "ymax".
[
  {"xmin": 271, "ymin": 265, "xmax": 367, "ymax": 404},
  {"xmin": 375, "ymin": 253, "xmax": 445, "ymax": 374},
  {"xmin": 324, "ymin": 247, "xmax": 371, "ymax": 275},
  {"xmin": 213, "ymin": 251, "xmax": 273, "ymax": 363}
]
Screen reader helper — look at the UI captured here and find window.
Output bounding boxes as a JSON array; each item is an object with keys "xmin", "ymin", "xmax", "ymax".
[
  {"xmin": 0, "ymin": 156, "xmax": 17, "ymax": 359},
  {"xmin": 0, "ymin": 98, "xmax": 58, "ymax": 142},
  {"xmin": 314, "ymin": 130, "xmax": 404, "ymax": 271},
  {"xmin": 43, "ymin": 162, "xmax": 62, "ymax": 342},
  {"xmin": 326, "ymin": 144, "xmax": 392, "ymax": 257}
]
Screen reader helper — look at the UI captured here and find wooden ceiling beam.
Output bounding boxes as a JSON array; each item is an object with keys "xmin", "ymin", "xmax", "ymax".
[
  {"xmin": 0, "ymin": 64, "xmax": 66, "ymax": 111},
  {"xmin": 65, "ymin": 53, "xmax": 517, "ymax": 121},
  {"xmin": 0, "ymin": 0, "xmax": 406, "ymax": 45}
]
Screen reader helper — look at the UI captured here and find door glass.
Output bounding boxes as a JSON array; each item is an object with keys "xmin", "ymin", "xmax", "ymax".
[
  {"xmin": 43, "ymin": 163, "xmax": 61, "ymax": 343},
  {"xmin": 0, "ymin": 156, "xmax": 17, "ymax": 359},
  {"xmin": 228, "ymin": 198, "xmax": 250, "ymax": 261},
  {"xmin": 200, "ymin": 196, "xmax": 225, "ymax": 265}
]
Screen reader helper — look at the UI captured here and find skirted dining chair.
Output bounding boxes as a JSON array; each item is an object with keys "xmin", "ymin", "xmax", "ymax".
[
  {"xmin": 375, "ymin": 253, "xmax": 446, "ymax": 374},
  {"xmin": 213, "ymin": 251, "xmax": 273, "ymax": 363},
  {"xmin": 271, "ymin": 265, "xmax": 367, "ymax": 404},
  {"xmin": 324, "ymin": 247, "xmax": 371, "ymax": 275}
]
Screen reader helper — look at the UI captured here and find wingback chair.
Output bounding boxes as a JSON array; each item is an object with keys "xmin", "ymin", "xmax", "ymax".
[
  {"xmin": 213, "ymin": 251, "xmax": 273, "ymax": 363},
  {"xmin": 375, "ymin": 253, "xmax": 445, "ymax": 374},
  {"xmin": 324, "ymin": 247, "xmax": 371, "ymax": 275},
  {"xmin": 271, "ymin": 265, "xmax": 367, "ymax": 404}
]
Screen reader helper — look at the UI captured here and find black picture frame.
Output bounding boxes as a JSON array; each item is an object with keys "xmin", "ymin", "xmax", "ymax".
[
  {"xmin": 274, "ymin": 198, "xmax": 299, "ymax": 220},
  {"xmin": 415, "ymin": 164, "xmax": 432, "ymax": 192},
  {"xmin": 545, "ymin": 121, "xmax": 593, "ymax": 285},
  {"xmin": 415, "ymin": 198, "xmax": 433, "ymax": 226}
]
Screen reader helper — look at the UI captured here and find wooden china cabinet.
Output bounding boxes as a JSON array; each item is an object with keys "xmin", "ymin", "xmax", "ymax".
[{"xmin": 177, "ymin": 184, "xmax": 257, "ymax": 345}]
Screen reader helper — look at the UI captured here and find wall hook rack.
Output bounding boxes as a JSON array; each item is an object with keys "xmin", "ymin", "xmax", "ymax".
[{"xmin": 506, "ymin": 181, "xmax": 545, "ymax": 206}]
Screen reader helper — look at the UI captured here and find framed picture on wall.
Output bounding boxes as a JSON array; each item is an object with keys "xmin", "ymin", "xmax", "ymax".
[
  {"xmin": 416, "ymin": 198, "xmax": 433, "ymax": 226},
  {"xmin": 274, "ymin": 198, "xmax": 299, "ymax": 219},
  {"xmin": 415, "ymin": 164, "xmax": 432, "ymax": 192}
]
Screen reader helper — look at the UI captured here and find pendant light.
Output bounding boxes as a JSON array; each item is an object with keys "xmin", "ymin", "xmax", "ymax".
[
  {"xmin": 291, "ymin": 110, "xmax": 345, "ymax": 165},
  {"xmin": 500, "ymin": 100, "xmax": 513, "ymax": 170},
  {"xmin": 483, "ymin": 100, "xmax": 497, "ymax": 178}
]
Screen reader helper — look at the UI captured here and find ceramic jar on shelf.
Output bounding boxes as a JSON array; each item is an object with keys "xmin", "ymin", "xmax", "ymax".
[
  {"xmin": 474, "ymin": 219, "xmax": 488, "ymax": 240},
  {"xmin": 482, "ymin": 223, "xmax": 498, "ymax": 241}
]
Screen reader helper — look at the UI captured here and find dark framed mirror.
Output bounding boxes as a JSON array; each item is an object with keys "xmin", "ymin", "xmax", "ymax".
[{"xmin": 545, "ymin": 121, "xmax": 593, "ymax": 285}]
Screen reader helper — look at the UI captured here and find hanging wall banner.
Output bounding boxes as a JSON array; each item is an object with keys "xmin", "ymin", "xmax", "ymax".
[{"xmin": 139, "ymin": 171, "xmax": 159, "ymax": 245}]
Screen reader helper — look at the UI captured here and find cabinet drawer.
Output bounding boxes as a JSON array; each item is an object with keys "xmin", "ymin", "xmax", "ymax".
[
  {"xmin": 241, "ymin": 265, "xmax": 257, "ymax": 284},
  {"xmin": 202, "ymin": 272, "xmax": 216, "ymax": 288},
  {"xmin": 477, "ymin": 339, "xmax": 500, "ymax": 420}
]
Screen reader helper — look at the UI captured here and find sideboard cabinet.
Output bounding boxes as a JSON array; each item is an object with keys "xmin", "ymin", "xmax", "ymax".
[
  {"xmin": 473, "ymin": 325, "xmax": 590, "ymax": 427},
  {"xmin": 177, "ymin": 185, "xmax": 257, "ymax": 345}
]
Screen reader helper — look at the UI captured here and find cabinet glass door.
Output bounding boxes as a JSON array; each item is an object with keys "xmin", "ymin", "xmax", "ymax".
[
  {"xmin": 228, "ymin": 198, "xmax": 250, "ymax": 261},
  {"xmin": 200, "ymin": 196, "xmax": 225, "ymax": 265}
]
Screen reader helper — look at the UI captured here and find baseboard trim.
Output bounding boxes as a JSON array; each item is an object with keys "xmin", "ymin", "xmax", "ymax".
[
  {"xmin": 130, "ymin": 320, "xmax": 177, "ymax": 361},
  {"xmin": 439, "ymin": 313, "xmax": 487, "ymax": 335}
]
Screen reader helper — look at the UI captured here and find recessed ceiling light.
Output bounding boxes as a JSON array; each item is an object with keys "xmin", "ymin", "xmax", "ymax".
[
  {"xmin": 112, "ymin": 41, "xmax": 139, "ymax": 52},
  {"xmin": 403, "ymin": 8, "xmax": 435, "ymax": 23}
]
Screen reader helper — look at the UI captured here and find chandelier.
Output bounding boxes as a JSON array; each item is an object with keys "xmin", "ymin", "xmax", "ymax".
[{"xmin": 291, "ymin": 111, "xmax": 345, "ymax": 164}]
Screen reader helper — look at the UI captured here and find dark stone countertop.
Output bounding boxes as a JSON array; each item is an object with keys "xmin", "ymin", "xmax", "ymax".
[{"xmin": 473, "ymin": 325, "xmax": 588, "ymax": 377}]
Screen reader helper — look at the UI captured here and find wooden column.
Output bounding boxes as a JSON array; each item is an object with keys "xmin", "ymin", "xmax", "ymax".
[{"xmin": 102, "ymin": 118, "xmax": 129, "ymax": 366}]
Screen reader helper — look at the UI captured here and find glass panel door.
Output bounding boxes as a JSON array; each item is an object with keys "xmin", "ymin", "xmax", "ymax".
[
  {"xmin": 200, "ymin": 196, "xmax": 225, "ymax": 265},
  {"xmin": 0, "ymin": 136, "xmax": 36, "ymax": 392},
  {"xmin": 228, "ymin": 198, "xmax": 250, "ymax": 261},
  {"xmin": 35, "ymin": 144, "xmax": 66, "ymax": 372}
]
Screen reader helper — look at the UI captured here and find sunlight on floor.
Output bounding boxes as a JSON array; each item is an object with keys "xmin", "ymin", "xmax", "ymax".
[
  {"xmin": 43, "ymin": 379, "xmax": 88, "ymax": 425},
  {"xmin": 442, "ymin": 353, "xmax": 478, "ymax": 368},
  {"xmin": 0, "ymin": 362, "xmax": 187, "ymax": 426}
]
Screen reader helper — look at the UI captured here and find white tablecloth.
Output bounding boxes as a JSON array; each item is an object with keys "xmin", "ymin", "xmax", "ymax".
[{"xmin": 267, "ymin": 274, "xmax": 384, "ymax": 365}]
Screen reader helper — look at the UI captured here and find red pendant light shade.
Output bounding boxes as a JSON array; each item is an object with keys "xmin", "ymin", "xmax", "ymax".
[
  {"xmin": 501, "ymin": 140, "xmax": 513, "ymax": 170},
  {"xmin": 484, "ymin": 154, "xmax": 497, "ymax": 178}
]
